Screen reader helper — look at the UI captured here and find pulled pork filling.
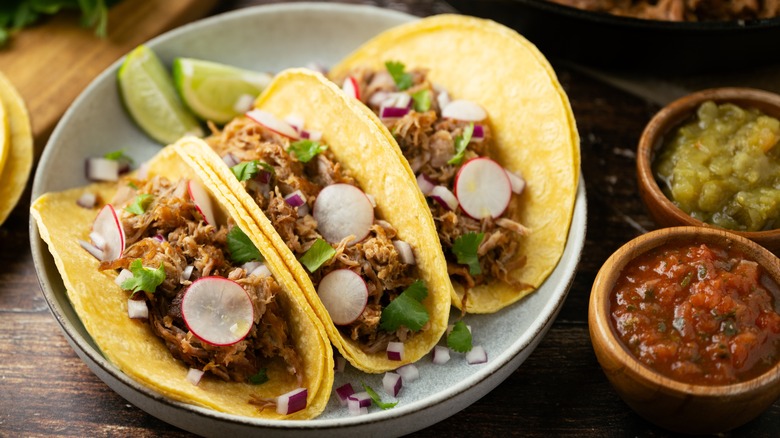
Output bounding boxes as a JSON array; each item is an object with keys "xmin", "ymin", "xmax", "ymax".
[
  {"xmin": 348, "ymin": 67, "xmax": 529, "ymax": 304},
  {"xmin": 99, "ymin": 175, "xmax": 303, "ymax": 384},
  {"xmin": 206, "ymin": 119, "xmax": 421, "ymax": 353}
]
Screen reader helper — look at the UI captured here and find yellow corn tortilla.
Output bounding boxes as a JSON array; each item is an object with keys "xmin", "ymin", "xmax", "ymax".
[
  {"xmin": 0, "ymin": 71, "xmax": 33, "ymax": 227},
  {"xmin": 31, "ymin": 146, "xmax": 333, "ymax": 419},
  {"xmin": 177, "ymin": 68, "xmax": 453, "ymax": 373},
  {"xmin": 329, "ymin": 14, "xmax": 581, "ymax": 313}
]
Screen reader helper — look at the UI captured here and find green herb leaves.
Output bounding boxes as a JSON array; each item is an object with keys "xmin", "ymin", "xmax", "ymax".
[
  {"xmin": 379, "ymin": 280, "xmax": 429, "ymax": 332},
  {"xmin": 447, "ymin": 321, "xmax": 473, "ymax": 353},
  {"xmin": 121, "ymin": 259, "xmax": 165, "ymax": 296},
  {"xmin": 411, "ymin": 89, "xmax": 432, "ymax": 112},
  {"xmin": 453, "ymin": 232, "xmax": 484, "ymax": 275},
  {"xmin": 362, "ymin": 383, "xmax": 398, "ymax": 410},
  {"xmin": 298, "ymin": 238, "xmax": 335, "ymax": 273},
  {"xmin": 385, "ymin": 61, "xmax": 413, "ymax": 91},
  {"xmin": 0, "ymin": 0, "xmax": 118, "ymax": 47},
  {"xmin": 248, "ymin": 369, "xmax": 269, "ymax": 385},
  {"xmin": 288, "ymin": 140, "xmax": 326, "ymax": 163},
  {"xmin": 124, "ymin": 194, "xmax": 153, "ymax": 215},
  {"xmin": 227, "ymin": 226, "xmax": 262, "ymax": 264},
  {"xmin": 447, "ymin": 123, "xmax": 475, "ymax": 165}
]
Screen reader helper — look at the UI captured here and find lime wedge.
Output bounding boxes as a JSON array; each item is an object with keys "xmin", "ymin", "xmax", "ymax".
[
  {"xmin": 118, "ymin": 45, "xmax": 204, "ymax": 145},
  {"xmin": 172, "ymin": 58, "xmax": 272, "ymax": 124}
]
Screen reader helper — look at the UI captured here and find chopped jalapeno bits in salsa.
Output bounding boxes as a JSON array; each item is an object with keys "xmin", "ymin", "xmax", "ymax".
[{"xmin": 610, "ymin": 242, "xmax": 780, "ymax": 385}]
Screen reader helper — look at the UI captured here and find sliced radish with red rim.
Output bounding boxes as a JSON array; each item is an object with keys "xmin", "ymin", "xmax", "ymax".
[
  {"xmin": 441, "ymin": 99, "xmax": 487, "ymax": 122},
  {"xmin": 317, "ymin": 269, "xmax": 368, "ymax": 325},
  {"xmin": 188, "ymin": 180, "xmax": 217, "ymax": 226},
  {"xmin": 313, "ymin": 183, "xmax": 374, "ymax": 245},
  {"xmin": 91, "ymin": 204, "xmax": 125, "ymax": 261},
  {"xmin": 454, "ymin": 157, "xmax": 512, "ymax": 219},
  {"xmin": 246, "ymin": 109, "xmax": 300, "ymax": 139},
  {"xmin": 181, "ymin": 277, "xmax": 254, "ymax": 346},
  {"xmin": 342, "ymin": 76, "xmax": 360, "ymax": 100}
]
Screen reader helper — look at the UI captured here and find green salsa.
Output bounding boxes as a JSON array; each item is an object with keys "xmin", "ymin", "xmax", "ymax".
[{"xmin": 654, "ymin": 101, "xmax": 780, "ymax": 231}]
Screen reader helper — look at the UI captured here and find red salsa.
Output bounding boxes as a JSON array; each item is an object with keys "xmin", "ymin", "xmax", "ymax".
[{"xmin": 610, "ymin": 242, "xmax": 780, "ymax": 385}]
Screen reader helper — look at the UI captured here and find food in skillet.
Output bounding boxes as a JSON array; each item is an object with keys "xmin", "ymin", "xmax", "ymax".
[
  {"xmin": 176, "ymin": 68, "xmax": 452, "ymax": 373},
  {"xmin": 547, "ymin": 0, "xmax": 780, "ymax": 22},
  {"xmin": 31, "ymin": 145, "xmax": 333, "ymax": 419},
  {"xmin": 329, "ymin": 14, "xmax": 580, "ymax": 313}
]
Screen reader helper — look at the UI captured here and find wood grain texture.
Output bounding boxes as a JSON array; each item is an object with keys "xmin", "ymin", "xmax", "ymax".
[
  {"xmin": 2, "ymin": 0, "xmax": 779, "ymax": 437},
  {"xmin": 0, "ymin": 0, "xmax": 219, "ymax": 150}
]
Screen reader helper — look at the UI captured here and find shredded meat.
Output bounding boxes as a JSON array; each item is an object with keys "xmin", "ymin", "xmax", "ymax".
[
  {"xmin": 206, "ymin": 118, "xmax": 420, "ymax": 352},
  {"xmin": 98, "ymin": 175, "xmax": 303, "ymax": 386},
  {"xmin": 547, "ymin": 0, "xmax": 780, "ymax": 21}
]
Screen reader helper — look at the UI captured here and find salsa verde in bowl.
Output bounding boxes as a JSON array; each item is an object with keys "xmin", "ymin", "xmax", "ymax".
[
  {"xmin": 637, "ymin": 87, "xmax": 780, "ymax": 252},
  {"xmin": 589, "ymin": 226, "xmax": 780, "ymax": 434}
]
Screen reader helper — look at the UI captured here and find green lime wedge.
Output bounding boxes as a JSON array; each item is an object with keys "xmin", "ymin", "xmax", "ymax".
[
  {"xmin": 118, "ymin": 45, "xmax": 204, "ymax": 145},
  {"xmin": 172, "ymin": 58, "xmax": 273, "ymax": 124}
]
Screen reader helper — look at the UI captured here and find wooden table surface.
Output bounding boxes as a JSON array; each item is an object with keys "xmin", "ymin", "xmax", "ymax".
[{"xmin": 1, "ymin": 1, "xmax": 778, "ymax": 436}]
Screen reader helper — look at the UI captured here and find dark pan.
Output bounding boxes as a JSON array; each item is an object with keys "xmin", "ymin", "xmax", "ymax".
[{"xmin": 446, "ymin": 0, "xmax": 780, "ymax": 73}]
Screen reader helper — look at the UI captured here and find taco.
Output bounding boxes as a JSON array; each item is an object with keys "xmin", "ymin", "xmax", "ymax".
[
  {"xmin": 31, "ymin": 145, "xmax": 333, "ymax": 419},
  {"xmin": 0, "ymin": 71, "xmax": 33, "ymax": 227},
  {"xmin": 328, "ymin": 14, "xmax": 580, "ymax": 313},
  {"xmin": 175, "ymin": 68, "xmax": 452, "ymax": 373}
]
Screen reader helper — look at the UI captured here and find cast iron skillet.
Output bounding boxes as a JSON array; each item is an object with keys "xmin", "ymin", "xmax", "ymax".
[{"xmin": 446, "ymin": 0, "xmax": 780, "ymax": 73}]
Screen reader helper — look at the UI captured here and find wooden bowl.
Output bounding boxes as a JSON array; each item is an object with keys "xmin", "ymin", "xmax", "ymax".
[
  {"xmin": 589, "ymin": 226, "xmax": 780, "ymax": 434},
  {"xmin": 636, "ymin": 87, "xmax": 780, "ymax": 252}
]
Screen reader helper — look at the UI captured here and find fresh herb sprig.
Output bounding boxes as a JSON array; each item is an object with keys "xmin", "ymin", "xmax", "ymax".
[{"xmin": 0, "ymin": 0, "xmax": 119, "ymax": 47}]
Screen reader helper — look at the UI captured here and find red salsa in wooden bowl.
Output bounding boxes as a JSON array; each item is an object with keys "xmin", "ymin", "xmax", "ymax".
[{"xmin": 610, "ymin": 241, "xmax": 780, "ymax": 385}]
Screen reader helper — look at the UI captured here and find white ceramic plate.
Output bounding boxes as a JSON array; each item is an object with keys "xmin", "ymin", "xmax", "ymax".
[{"xmin": 30, "ymin": 3, "xmax": 586, "ymax": 436}]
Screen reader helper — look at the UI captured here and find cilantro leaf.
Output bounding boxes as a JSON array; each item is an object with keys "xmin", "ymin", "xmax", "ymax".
[
  {"xmin": 231, "ymin": 160, "xmax": 260, "ymax": 182},
  {"xmin": 362, "ymin": 383, "xmax": 398, "ymax": 410},
  {"xmin": 385, "ymin": 60, "xmax": 413, "ymax": 91},
  {"xmin": 447, "ymin": 123, "xmax": 475, "ymax": 165},
  {"xmin": 121, "ymin": 259, "xmax": 165, "ymax": 296},
  {"xmin": 227, "ymin": 226, "xmax": 262, "ymax": 264},
  {"xmin": 248, "ymin": 368, "xmax": 269, "ymax": 385},
  {"xmin": 104, "ymin": 149, "xmax": 133, "ymax": 165},
  {"xmin": 298, "ymin": 238, "xmax": 336, "ymax": 273},
  {"xmin": 453, "ymin": 232, "xmax": 484, "ymax": 276},
  {"xmin": 447, "ymin": 321, "xmax": 473, "ymax": 353},
  {"xmin": 124, "ymin": 194, "xmax": 154, "ymax": 215},
  {"xmin": 379, "ymin": 280, "xmax": 429, "ymax": 332},
  {"xmin": 288, "ymin": 140, "xmax": 327, "ymax": 163},
  {"xmin": 0, "ymin": 0, "xmax": 117, "ymax": 47},
  {"xmin": 411, "ymin": 89, "xmax": 432, "ymax": 112}
]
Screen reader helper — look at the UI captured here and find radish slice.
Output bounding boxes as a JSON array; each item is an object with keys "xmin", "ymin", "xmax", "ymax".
[
  {"xmin": 393, "ymin": 240, "xmax": 415, "ymax": 265},
  {"xmin": 284, "ymin": 114, "xmax": 304, "ymax": 133},
  {"xmin": 276, "ymin": 387, "xmax": 308, "ymax": 415},
  {"xmin": 387, "ymin": 341, "xmax": 404, "ymax": 361},
  {"xmin": 396, "ymin": 363, "xmax": 419, "ymax": 383},
  {"xmin": 466, "ymin": 345, "xmax": 488, "ymax": 364},
  {"xmin": 432, "ymin": 345, "xmax": 451, "ymax": 365},
  {"xmin": 505, "ymin": 168, "xmax": 526, "ymax": 195},
  {"xmin": 127, "ymin": 299, "xmax": 148, "ymax": 319},
  {"xmin": 187, "ymin": 180, "xmax": 217, "ymax": 226},
  {"xmin": 454, "ymin": 157, "xmax": 512, "ymax": 219},
  {"xmin": 313, "ymin": 183, "xmax": 374, "ymax": 245},
  {"xmin": 383, "ymin": 372, "xmax": 402, "ymax": 397},
  {"xmin": 342, "ymin": 76, "xmax": 361, "ymax": 100},
  {"xmin": 186, "ymin": 368, "xmax": 205, "ymax": 386},
  {"xmin": 442, "ymin": 99, "xmax": 487, "ymax": 122},
  {"xmin": 429, "ymin": 185, "xmax": 459, "ymax": 211},
  {"xmin": 300, "ymin": 129, "xmax": 322, "ymax": 141},
  {"xmin": 181, "ymin": 277, "xmax": 254, "ymax": 346},
  {"xmin": 246, "ymin": 109, "xmax": 300, "ymax": 139},
  {"xmin": 317, "ymin": 269, "xmax": 368, "ymax": 325},
  {"xmin": 79, "ymin": 240, "xmax": 103, "ymax": 260},
  {"xmin": 335, "ymin": 383, "xmax": 355, "ymax": 406},
  {"xmin": 85, "ymin": 157, "xmax": 119, "ymax": 182},
  {"xmin": 92, "ymin": 204, "xmax": 125, "ymax": 261}
]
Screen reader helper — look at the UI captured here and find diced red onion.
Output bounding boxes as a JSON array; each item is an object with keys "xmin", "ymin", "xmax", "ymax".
[
  {"xmin": 85, "ymin": 157, "xmax": 119, "ymax": 182},
  {"xmin": 383, "ymin": 372, "xmax": 402, "ymax": 397},
  {"xmin": 396, "ymin": 363, "xmax": 419, "ymax": 383},
  {"xmin": 276, "ymin": 387, "xmax": 308, "ymax": 415},
  {"xmin": 335, "ymin": 383, "xmax": 355, "ymax": 406},
  {"xmin": 115, "ymin": 268, "xmax": 133, "ymax": 287},
  {"xmin": 393, "ymin": 240, "xmax": 415, "ymax": 265},
  {"xmin": 348, "ymin": 391, "xmax": 371, "ymax": 408},
  {"xmin": 347, "ymin": 398, "xmax": 368, "ymax": 416},
  {"xmin": 284, "ymin": 190, "xmax": 306, "ymax": 207},
  {"xmin": 186, "ymin": 368, "xmax": 205, "ymax": 386},
  {"xmin": 432, "ymin": 345, "xmax": 451, "ymax": 365},
  {"xmin": 379, "ymin": 105, "xmax": 410, "ymax": 119},
  {"xmin": 257, "ymin": 168, "xmax": 273, "ymax": 184},
  {"xmin": 79, "ymin": 239, "xmax": 104, "ymax": 260},
  {"xmin": 76, "ymin": 192, "xmax": 97, "ymax": 209},
  {"xmin": 382, "ymin": 92, "xmax": 411, "ymax": 109},
  {"xmin": 297, "ymin": 203, "xmax": 310, "ymax": 218},
  {"xmin": 466, "ymin": 345, "xmax": 488, "ymax": 365},
  {"xmin": 471, "ymin": 124, "xmax": 485, "ymax": 142},
  {"xmin": 300, "ymin": 129, "xmax": 322, "ymax": 141},
  {"xmin": 505, "ymin": 169, "xmax": 526, "ymax": 195},
  {"xmin": 429, "ymin": 185, "xmax": 459, "ymax": 211},
  {"xmin": 232, "ymin": 94, "xmax": 256, "ymax": 114},
  {"xmin": 334, "ymin": 355, "xmax": 347, "ymax": 373},
  {"xmin": 153, "ymin": 234, "xmax": 166, "ymax": 242},
  {"xmin": 127, "ymin": 298, "xmax": 148, "ymax": 319},
  {"xmin": 284, "ymin": 114, "xmax": 304, "ymax": 133},
  {"xmin": 369, "ymin": 91, "xmax": 391, "ymax": 107},
  {"xmin": 181, "ymin": 265, "xmax": 194, "ymax": 281},
  {"xmin": 416, "ymin": 173, "xmax": 435, "ymax": 196},
  {"xmin": 222, "ymin": 153, "xmax": 240, "ymax": 168},
  {"xmin": 436, "ymin": 88, "xmax": 451, "ymax": 110},
  {"xmin": 387, "ymin": 341, "xmax": 404, "ymax": 361}
]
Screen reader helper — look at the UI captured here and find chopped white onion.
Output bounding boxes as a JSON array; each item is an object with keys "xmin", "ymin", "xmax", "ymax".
[
  {"xmin": 396, "ymin": 363, "xmax": 420, "ymax": 383},
  {"xmin": 186, "ymin": 368, "xmax": 205, "ymax": 386},
  {"xmin": 386, "ymin": 341, "xmax": 404, "ymax": 361},
  {"xmin": 393, "ymin": 240, "xmax": 416, "ymax": 265},
  {"xmin": 76, "ymin": 192, "xmax": 97, "ymax": 209},
  {"xmin": 301, "ymin": 129, "xmax": 322, "ymax": 141},
  {"xmin": 181, "ymin": 265, "xmax": 194, "ymax": 281},
  {"xmin": 276, "ymin": 387, "xmax": 308, "ymax": 415},
  {"xmin": 335, "ymin": 383, "xmax": 355, "ymax": 406},
  {"xmin": 436, "ymin": 89, "xmax": 451, "ymax": 110},
  {"xmin": 284, "ymin": 114, "xmax": 305, "ymax": 133},
  {"xmin": 249, "ymin": 263, "xmax": 272, "ymax": 278},
  {"xmin": 416, "ymin": 174, "xmax": 435, "ymax": 196},
  {"xmin": 505, "ymin": 168, "xmax": 526, "ymax": 195},
  {"xmin": 85, "ymin": 157, "xmax": 119, "ymax": 182},
  {"xmin": 369, "ymin": 91, "xmax": 390, "ymax": 107},
  {"xmin": 297, "ymin": 203, "xmax": 310, "ymax": 218},
  {"xmin": 383, "ymin": 372, "xmax": 403, "ymax": 397},
  {"xmin": 232, "ymin": 94, "xmax": 256, "ymax": 114},
  {"xmin": 115, "ymin": 268, "xmax": 133, "ymax": 287},
  {"xmin": 78, "ymin": 239, "xmax": 104, "ymax": 260},
  {"xmin": 242, "ymin": 261, "xmax": 263, "ymax": 273},
  {"xmin": 442, "ymin": 99, "xmax": 487, "ymax": 122},
  {"xmin": 127, "ymin": 298, "xmax": 148, "ymax": 319},
  {"xmin": 466, "ymin": 345, "xmax": 488, "ymax": 365},
  {"xmin": 429, "ymin": 185, "xmax": 459, "ymax": 211},
  {"xmin": 382, "ymin": 92, "xmax": 411, "ymax": 109},
  {"xmin": 432, "ymin": 345, "xmax": 451, "ymax": 365}
]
